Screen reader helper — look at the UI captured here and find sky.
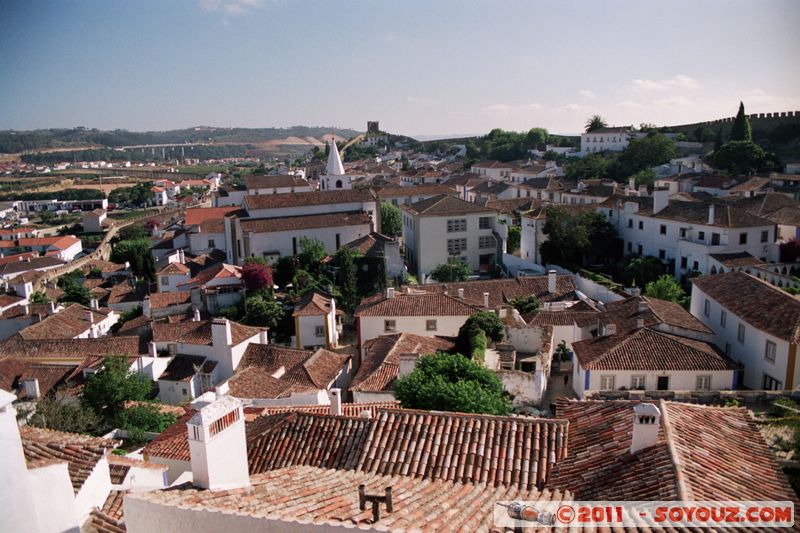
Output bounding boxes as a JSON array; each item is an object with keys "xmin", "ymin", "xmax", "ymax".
[{"xmin": 1, "ymin": 0, "xmax": 799, "ymax": 137}]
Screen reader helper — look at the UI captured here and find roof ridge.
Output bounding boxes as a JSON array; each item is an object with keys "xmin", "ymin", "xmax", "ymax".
[{"xmin": 660, "ymin": 400, "xmax": 692, "ymax": 501}]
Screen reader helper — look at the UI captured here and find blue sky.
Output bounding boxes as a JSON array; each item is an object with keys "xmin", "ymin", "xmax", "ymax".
[{"xmin": 1, "ymin": 0, "xmax": 798, "ymax": 136}]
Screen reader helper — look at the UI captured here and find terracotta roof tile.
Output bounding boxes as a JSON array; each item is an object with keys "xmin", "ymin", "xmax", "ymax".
[
  {"xmin": 292, "ymin": 291, "xmax": 333, "ymax": 316},
  {"xmin": 239, "ymin": 211, "xmax": 372, "ymax": 234},
  {"xmin": 244, "ymin": 189, "xmax": 375, "ymax": 211},
  {"xmin": 184, "ymin": 206, "xmax": 240, "ymax": 226},
  {"xmin": 17, "ymin": 303, "xmax": 112, "ymax": 340},
  {"xmin": 354, "ymin": 291, "xmax": 480, "ymax": 317},
  {"xmin": 83, "ymin": 491, "xmax": 126, "ymax": 533},
  {"xmin": 401, "ymin": 194, "xmax": 496, "ymax": 216},
  {"xmin": 408, "ymin": 274, "xmax": 578, "ymax": 308},
  {"xmin": 0, "ymin": 336, "xmax": 143, "ymax": 360},
  {"xmin": 147, "ymin": 290, "xmax": 192, "ymax": 309},
  {"xmin": 152, "ymin": 319, "xmax": 261, "ymax": 346},
  {"xmin": 243, "ymin": 174, "xmax": 309, "ymax": 190}
]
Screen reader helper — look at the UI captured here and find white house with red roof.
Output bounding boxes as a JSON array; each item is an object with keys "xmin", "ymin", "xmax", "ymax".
[
  {"xmin": 291, "ymin": 291, "xmax": 340, "ymax": 350},
  {"xmin": 156, "ymin": 261, "xmax": 191, "ymax": 293}
]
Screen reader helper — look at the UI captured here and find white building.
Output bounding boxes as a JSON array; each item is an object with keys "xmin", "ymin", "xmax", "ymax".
[
  {"xmin": 292, "ymin": 291, "xmax": 340, "ymax": 350},
  {"xmin": 244, "ymin": 174, "xmax": 312, "ymax": 195},
  {"xmin": 318, "ymin": 141, "xmax": 352, "ymax": 191},
  {"xmin": 156, "ymin": 261, "xmax": 191, "ymax": 293},
  {"xmin": 401, "ymin": 194, "xmax": 504, "ymax": 281},
  {"xmin": 691, "ymin": 271, "xmax": 800, "ymax": 390},
  {"xmin": 470, "ymin": 160, "xmax": 513, "ymax": 180},
  {"xmin": 581, "ymin": 126, "xmax": 633, "ymax": 154},
  {"xmin": 82, "ymin": 209, "xmax": 107, "ymax": 233}
]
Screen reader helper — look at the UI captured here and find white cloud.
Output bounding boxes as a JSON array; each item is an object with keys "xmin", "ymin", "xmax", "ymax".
[
  {"xmin": 579, "ymin": 90, "xmax": 597, "ymax": 100},
  {"xmin": 740, "ymin": 89, "xmax": 800, "ymax": 109},
  {"xmin": 617, "ymin": 100, "xmax": 643, "ymax": 109},
  {"xmin": 654, "ymin": 96, "xmax": 695, "ymax": 107},
  {"xmin": 521, "ymin": 103, "xmax": 544, "ymax": 110},
  {"xmin": 555, "ymin": 103, "xmax": 585, "ymax": 113},
  {"xmin": 408, "ymin": 96, "xmax": 433, "ymax": 105},
  {"xmin": 483, "ymin": 104, "xmax": 514, "ymax": 114},
  {"xmin": 630, "ymin": 74, "xmax": 699, "ymax": 92},
  {"xmin": 483, "ymin": 102, "xmax": 543, "ymax": 114},
  {"xmin": 200, "ymin": 0, "xmax": 262, "ymax": 17}
]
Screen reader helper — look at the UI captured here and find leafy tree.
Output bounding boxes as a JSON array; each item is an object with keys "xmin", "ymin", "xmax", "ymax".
[
  {"xmin": 380, "ymin": 202, "xmax": 402, "ymax": 237},
  {"xmin": 510, "ymin": 295, "xmax": 540, "ymax": 314},
  {"xmin": 585, "ymin": 115, "xmax": 608, "ymax": 133},
  {"xmin": 554, "ymin": 340, "xmax": 571, "ymax": 362},
  {"xmin": 633, "ymin": 168, "xmax": 657, "ymax": 188},
  {"xmin": 713, "ymin": 129, "xmax": 723, "ymax": 152},
  {"xmin": 620, "ymin": 256, "xmax": 665, "ymax": 288},
  {"xmin": 609, "ymin": 133, "xmax": 677, "ymax": 180},
  {"xmin": 712, "ymin": 140, "xmax": 775, "ymax": 175},
  {"xmin": 242, "ymin": 295, "xmax": 285, "ymax": 329},
  {"xmin": 58, "ymin": 276, "xmax": 90, "ymax": 305},
  {"xmin": 644, "ymin": 274, "xmax": 689, "ymax": 308},
  {"xmin": 479, "ymin": 128, "xmax": 537, "ymax": 161},
  {"xmin": 114, "ymin": 403, "xmax": 178, "ymax": 433},
  {"xmin": 118, "ymin": 224, "xmax": 149, "ymax": 241},
  {"xmin": 507, "ymin": 225, "xmax": 521, "ymax": 253},
  {"xmin": 274, "ymin": 255, "xmax": 300, "ymax": 289},
  {"xmin": 460, "ymin": 311, "xmax": 504, "ymax": 343},
  {"xmin": 242, "ymin": 262, "xmax": 274, "ymax": 293},
  {"xmin": 111, "ymin": 239, "xmax": 155, "ymax": 280},
  {"xmin": 730, "ymin": 101, "xmax": 752, "ymax": 142},
  {"xmin": 83, "ymin": 356, "xmax": 153, "ymax": 421},
  {"xmin": 334, "ymin": 247, "xmax": 359, "ymax": 313},
  {"xmin": 394, "ymin": 352, "xmax": 510, "ymax": 415},
  {"xmin": 565, "ymin": 153, "xmax": 610, "ymax": 180},
  {"xmin": 540, "ymin": 206, "xmax": 618, "ymax": 266},
  {"xmin": 429, "ymin": 261, "xmax": 471, "ymax": 282},
  {"xmin": 526, "ymin": 127, "xmax": 549, "ymax": 146},
  {"xmin": 291, "ymin": 268, "xmax": 324, "ymax": 296},
  {"xmin": 693, "ymin": 126, "xmax": 716, "ymax": 143},
  {"xmin": 27, "ymin": 398, "xmax": 102, "ymax": 435},
  {"xmin": 298, "ymin": 236, "xmax": 326, "ymax": 272},
  {"xmin": 30, "ymin": 291, "xmax": 49, "ymax": 304}
]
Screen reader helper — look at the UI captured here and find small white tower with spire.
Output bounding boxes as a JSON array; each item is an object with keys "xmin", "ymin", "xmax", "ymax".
[{"xmin": 319, "ymin": 137, "xmax": 352, "ymax": 191}]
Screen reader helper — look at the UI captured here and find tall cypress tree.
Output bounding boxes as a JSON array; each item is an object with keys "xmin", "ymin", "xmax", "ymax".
[{"xmin": 729, "ymin": 101, "xmax": 752, "ymax": 142}]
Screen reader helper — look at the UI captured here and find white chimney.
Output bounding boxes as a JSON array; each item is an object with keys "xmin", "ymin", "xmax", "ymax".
[
  {"xmin": 85, "ymin": 310, "xmax": 94, "ymax": 323},
  {"xmin": 89, "ymin": 324, "xmax": 99, "ymax": 339},
  {"xmin": 638, "ymin": 185, "xmax": 647, "ymax": 196},
  {"xmin": 142, "ymin": 296, "xmax": 151, "ymax": 317},
  {"xmin": 259, "ymin": 329, "xmax": 269, "ymax": 344},
  {"xmin": 193, "ymin": 308, "xmax": 201, "ymax": 322},
  {"xmin": 483, "ymin": 292, "xmax": 490, "ymax": 308},
  {"xmin": 628, "ymin": 177, "xmax": 635, "ymax": 192},
  {"xmin": 386, "ymin": 287, "xmax": 395, "ymax": 299},
  {"xmin": 90, "ymin": 298, "xmax": 99, "ymax": 310},
  {"xmin": 148, "ymin": 341, "xmax": 158, "ymax": 357},
  {"xmin": 398, "ymin": 352, "xmax": 418, "ymax": 378},
  {"xmin": 329, "ymin": 388, "xmax": 343, "ymax": 416},
  {"xmin": 548, "ymin": 270, "xmax": 557, "ymax": 294},
  {"xmin": 178, "ymin": 249, "xmax": 185, "ymax": 264},
  {"xmin": 630, "ymin": 403, "xmax": 661, "ymax": 454},
  {"xmin": 457, "ymin": 288, "xmax": 465, "ymax": 299},
  {"xmin": 652, "ymin": 189, "xmax": 669, "ymax": 215},
  {"xmin": 636, "ymin": 318, "xmax": 645, "ymax": 329},
  {"xmin": 637, "ymin": 300, "xmax": 649, "ymax": 314},
  {"xmin": 47, "ymin": 301, "xmax": 56, "ymax": 314},
  {"xmin": 21, "ymin": 378, "xmax": 40, "ymax": 400},
  {"xmin": 211, "ymin": 318, "xmax": 233, "ymax": 347},
  {"xmin": 187, "ymin": 395, "xmax": 250, "ymax": 490},
  {"xmin": 707, "ymin": 204, "xmax": 715, "ymax": 225},
  {"xmin": 604, "ymin": 323, "xmax": 617, "ymax": 336}
]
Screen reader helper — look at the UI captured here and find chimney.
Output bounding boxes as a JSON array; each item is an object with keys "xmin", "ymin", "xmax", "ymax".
[
  {"xmin": 483, "ymin": 292, "xmax": 490, "ymax": 308},
  {"xmin": 398, "ymin": 353, "xmax": 418, "ymax": 378},
  {"xmin": 142, "ymin": 296, "xmax": 151, "ymax": 317},
  {"xmin": 457, "ymin": 288, "xmax": 465, "ymax": 299},
  {"xmin": 259, "ymin": 329, "xmax": 269, "ymax": 344},
  {"xmin": 47, "ymin": 301, "xmax": 56, "ymax": 314},
  {"xmin": 89, "ymin": 324, "xmax": 99, "ymax": 339},
  {"xmin": 652, "ymin": 189, "xmax": 669, "ymax": 215},
  {"xmin": 636, "ymin": 318, "xmax": 645, "ymax": 329},
  {"xmin": 148, "ymin": 341, "xmax": 157, "ymax": 357},
  {"xmin": 548, "ymin": 270, "xmax": 557, "ymax": 294},
  {"xmin": 178, "ymin": 249, "xmax": 185, "ymax": 264},
  {"xmin": 21, "ymin": 378, "xmax": 40, "ymax": 400},
  {"xmin": 604, "ymin": 323, "xmax": 617, "ymax": 336},
  {"xmin": 386, "ymin": 287, "xmax": 395, "ymax": 299},
  {"xmin": 85, "ymin": 310, "xmax": 94, "ymax": 323},
  {"xmin": 638, "ymin": 185, "xmax": 647, "ymax": 196},
  {"xmin": 628, "ymin": 177, "xmax": 635, "ymax": 192},
  {"xmin": 707, "ymin": 204, "xmax": 715, "ymax": 225},
  {"xmin": 630, "ymin": 403, "xmax": 661, "ymax": 454},
  {"xmin": 637, "ymin": 300, "xmax": 648, "ymax": 314},
  {"xmin": 21, "ymin": 303, "xmax": 29, "ymax": 316},
  {"xmin": 90, "ymin": 298, "xmax": 99, "ymax": 310},
  {"xmin": 329, "ymin": 388, "xmax": 343, "ymax": 416},
  {"xmin": 211, "ymin": 318, "xmax": 233, "ymax": 347},
  {"xmin": 187, "ymin": 395, "xmax": 250, "ymax": 490},
  {"xmin": 193, "ymin": 308, "xmax": 201, "ymax": 322}
]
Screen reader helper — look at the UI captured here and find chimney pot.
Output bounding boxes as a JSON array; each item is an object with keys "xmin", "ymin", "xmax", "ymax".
[
  {"xmin": 630, "ymin": 403, "xmax": 661, "ymax": 454},
  {"xmin": 193, "ymin": 308, "xmax": 201, "ymax": 322},
  {"xmin": 707, "ymin": 204, "xmax": 715, "ymax": 225},
  {"xmin": 483, "ymin": 292, "xmax": 490, "ymax": 308},
  {"xmin": 604, "ymin": 323, "xmax": 617, "ymax": 336},
  {"xmin": 21, "ymin": 378, "xmax": 40, "ymax": 400},
  {"xmin": 148, "ymin": 341, "xmax": 157, "ymax": 357},
  {"xmin": 259, "ymin": 329, "xmax": 269, "ymax": 344},
  {"xmin": 636, "ymin": 318, "xmax": 645, "ymax": 329},
  {"xmin": 398, "ymin": 353, "xmax": 418, "ymax": 378},
  {"xmin": 85, "ymin": 310, "xmax": 94, "ymax": 323},
  {"xmin": 386, "ymin": 287, "xmax": 395, "ymax": 299},
  {"xmin": 457, "ymin": 288, "xmax": 464, "ymax": 299},
  {"xmin": 548, "ymin": 270, "xmax": 557, "ymax": 294},
  {"xmin": 329, "ymin": 388, "xmax": 342, "ymax": 416}
]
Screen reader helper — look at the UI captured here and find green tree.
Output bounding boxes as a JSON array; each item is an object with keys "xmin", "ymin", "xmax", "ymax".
[
  {"xmin": 620, "ymin": 256, "xmax": 665, "ymax": 288},
  {"xmin": 644, "ymin": 274, "xmax": 689, "ymax": 307},
  {"xmin": 380, "ymin": 202, "xmax": 402, "ymax": 237},
  {"xmin": 540, "ymin": 206, "xmax": 618, "ymax": 266},
  {"xmin": 585, "ymin": 115, "xmax": 608, "ymax": 133},
  {"xmin": 554, "ymin": 340, "xmax": 571, "ymax": 362},
  {"xmin": 111, "ymin": 239, "xmax": 155, "ymax": 280},
  {"xmin": 693, "ymin": 126, "xmax": 716, "ymax": 143},
  {"xmin": 118, "ymin": 224, "xmax": 149, "ymax": 241},
  {"xmin": 30, "ymin": 291, "xmax": 49, "ymax": 304},
  {"xmin": 713, "ymin": 128, "xmax": 723, "ymax": 152},
  {"xmin": 394, "ymin": 352, "xmax": 510, "ymax": 415},
  {"xmin": 565, "ymin": 153, "xmax": 610, "ymax": 180},
  {"xmin": 27, "ymin": 398, "xmax": 102, "ymax": 435},
  {"xmin": 334, "ymin": 247, "xmax": 360, "ymax": 313},
  {"xmin": 633, "ymin": 168, "xmax": 657, "ymax": 188},
  {"xmin": 526, "ymin": 127, "xmax": 549, "ymax": 146},
  {"xmin": 456, "ymin": 310, "xmax": 505, "ymax": 352},
  {"xmin": 291, "ymin": 268, "xmax": 324, "ymax": 296},
  {"xmin": 274, "ymin": 255, "xmax": 300, "ymax": 288},
  {"xmin": 609, "ymin": 133, "xmax": 677, "ymax": 180},
  {"xmin": 730, "ymin": 101, "xmax": 752, "ymax": 142},
  {"xmin": 510, "ymin": 295, "xmax": 540, "ymax": 314},
  {"xmin": 712, "ymin": 140, "xmax": 775, "ymax": 175},
  {"xmin": 82, "ymin": 356, "xmax": 153, "ymax": 421},
  {"xmin": 114, "ymin": 403, "xmax": 178, "ymax": 433},
  {"xmin": 507, "ymin": 225, "xmax": 521, "ymax": 253},
  {"xmin": 429, "ymin": 261, "xmax": 471, "ymax": 282},
  {"xmin": 58, "ymin": 276, "xmax": 91, "ymax": 305},
  {"xmin": 298, "ymin": 236, "xmax": 326, "ymax": 272},
  {"xmin": 243, "ymin": 295, "xmax": 285, "ymax": 329}
]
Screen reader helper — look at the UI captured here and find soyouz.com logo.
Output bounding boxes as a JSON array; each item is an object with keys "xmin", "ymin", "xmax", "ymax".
[{"xmin": 494, "ymin": 501, "xmax": 795, "ymax": 528}]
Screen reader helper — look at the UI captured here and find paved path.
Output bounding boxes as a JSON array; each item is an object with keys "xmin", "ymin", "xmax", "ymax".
[{"xmin": 542, "ymin": 368, "xmax": 578, "ymax": 415}]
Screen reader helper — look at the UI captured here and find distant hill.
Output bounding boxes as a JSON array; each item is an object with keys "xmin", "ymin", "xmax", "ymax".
[{"xmin": 0, "ymin": 126, "xmax": 361, "ymax": 154}]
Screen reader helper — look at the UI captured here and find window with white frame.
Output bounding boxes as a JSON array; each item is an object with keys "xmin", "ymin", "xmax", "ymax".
[
  {"xmin": 446, "ymin": 219, "xmax": 467, "ymax": 232},
  {"xmin": 161, "ymin": 277, "xmax": 169, "ymax": 286},
  {"xmin": 703, "ymin": 299, "xmax": 710, "ymax": 317},
  {"xmin": 696, "ymin": 375, "xmax": 711, "ymax": 391},
  {"xmin": 208, "ymin": 239, "xmax": 216, "ymax": 248},
  {"xmin": 426, "ymin": 319, "xmax": 437, "ymax": 331},
  {"xmin": 737, "ymin": 324, "xmax": 745, "ymax": 343},
  {"xmin": 447, "ymin": 238, "xmax": 467, "ymax": 255},
  {"xmin": 479, "ymin": 217, "xmax": 492, "ymax": 230},
  {"xmin": 384, "ymin": 320, "xmax": 396, "ymax": 332},
  {"xmin": 631, "ymin": 375, "xmax": 645, "ymax": 390},
  {"xmin": 478, "ymin": 235, "xmax": 495, "ymax": 249},
  {"xmin": 315, "ymin": 325, "xmax": 325, "ymax": 337},
  {"xmin": 600, "ymin": 375, "xmax": 615, "ymax": 390},
  {"xmin": 765, "ymin": 340, "xmax": 776, "ymax": 363}
]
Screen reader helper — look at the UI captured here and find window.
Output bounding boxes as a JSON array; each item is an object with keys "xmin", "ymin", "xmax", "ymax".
[
  {"xmin": 725, "ymin": 342, "xmax": 731, "ymax": 355},
  {"xmin": 658, "ymin": 249, "xmax": 666, "ymax": 260},
  {"xmin": 447, "ymin": 219, "xmax": 467, "ymax": 232},
  {"xmin": 200, "ymin": 373, "xmax": 213, "ymax": 394},
  {"xmin": 161, "ymin": 277, "xmax": 169, "ymax": 286},
  {"xmin": 680, "ymin": 228, "xmax": 687, "ymax": 238},
  {"xmin": 761, "ymin": 230, "xmax": 769, "ymax": 243},
  {"xmin": 447, "ymin": 238, "xmax": 467, "ymax": 255},
  {"xmin": 680, "ymin": 256, "xmax": 688, "ymax": 269},
  {"xmin": 698, "ymin": 231, "xmax": 705, "ymax": 241},
  {"xmin": 720, "ymin": 310, "xmax": 726, "ymax": 328},
  {"xmin": 627, "ymin": 242, "xmax": 632, "ymax": 252},
  {"xmin": 692, "ymin": 261, "xmax": 699, "ymax": 271},
  {"xmin": 637, "ymin": 244, "xmax": 643, "ymax": 255},
  {"xmin": 426, "ymin": 319, "xmax": 437, "ymax": 331},
  {"xmin": 315, "ymin": 325, "xmax": 325, "ymax": 337},
  {"xmin": 631, "ymin": 375, "xmax": 645, "ymax": 390},
  {"xmin": 335, "ymin": 233, "xmax": 341, "ymax": 249},
  {"xmin": 638, "ymin": 221, "xmax": 644, "ymax": 230},
  {"xmin": 479, "ymin": 217, "xmax": 492, "ymax": 229},
  {"xmin": 711, "ymin": 233, "xmax": 720, "ymax": 245},
  {"xmin": 763, "ymin": 374, "xmax": 782, "ymax": 391},
  {"xmin": 696, "ymin": 375, "xmax": 711, "ymax": 391},
  {"xmin": 627, "ymin": 219, "xmax": 633, "ymax": 228},
  {"xmin": 478, "ymin": 235, "xmax": 495, "ymax": 249},
  {"xmin": 600, "ymin": 375, "xmax": 615, "ymax": 390},
  {"xmin": 384, "ymin": 320, "xmax": 396, "ymax": 332},
  {"xmin": 659, "ymin": 224, "xmax": 667, "ymax": 235},
  {"xmin": 737, "ymin": 323, "xmax": 745, "ymax": 343},
  {"xmin": 703, "ymin": 299, "xmax": 710, "ymax": 317},
  {"xmin": 208, "ymin": 239, "xmax": 216, "ymax": 248},
  {"xmin": 765, "ymin": 340, "xmax": 777, "ymax": 363}
]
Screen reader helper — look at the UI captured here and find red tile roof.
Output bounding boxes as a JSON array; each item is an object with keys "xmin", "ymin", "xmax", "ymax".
[
  {"xmin": 692, "ymin": 271, "xmax": 800, "ymax": 343},
  {"xmin": 152, "ymin": 319, "xmax": 261, "ymax": 346},
  {"xmin": 239, "ymin": 211, "xmax": 372, "ymax": 234},
  {"xmin": 157, "ymin": 262, "xmax": 190, "ymax": 275},
  {"xmin": 401, "ymin": 194, "xmax": 496, "ymax": 216},
  {"xmin": 407, "ymin": 274, "xmax": 578, "ymax": 308},
  {"xmin": 184, "ymin": 206, "xmax": 240, "ymax": 226},
  {"xmin": 352, "ymin": 333, "xmax": 454, "ymax": 392},
  {"xmin": 146, "ymin": 290, "xmax": 192, "ymax": 309},
  {"xmin": 17, "ymin": 303, "xmax": 113, "ymax": 340},
  {"xmin": 0, "ymin": 335, "xmax": 143, "ymax": 360},
  {"xmin": 244, "ymin": 189, "xmax": 375, "ymax": 211},
  {"xmin": 84, "ymin": 491, "xmax": 126, "ymax": 533},
  {"xmin": 355, "ymin": 291, "xmax": 480, "ymax": 317},
  {"xmin": 292, "ymin": 291, "xmax": 333, "ymax": 316}
]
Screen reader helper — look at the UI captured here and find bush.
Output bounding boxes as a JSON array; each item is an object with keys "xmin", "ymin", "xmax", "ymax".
[
  {"xmin": 510, "ymin": 295, "xmax": 540, "ymax": 314},
  {"xmin": 114, "ymin": 403, "xmax": 178, "ymax": 433},
  {"xmin": 456, "ymin": 311, "xmax": 504, "ymax": 357},
  {"xmin": 470, "ymin": 329, "xmax": 488, "ymax": 361},
  {"xmin": 429, "ymin": 261, "xmax": 471, "ymax": 282}
]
